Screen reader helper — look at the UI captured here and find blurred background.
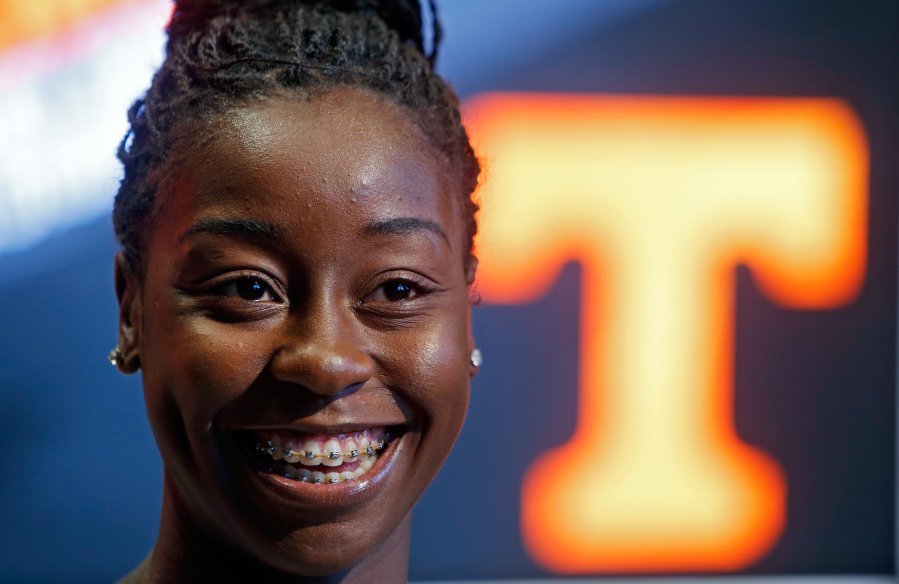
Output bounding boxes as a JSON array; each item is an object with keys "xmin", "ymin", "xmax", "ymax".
[{"xmin": 0, "ymin": 0, "xmax": 896, "ymax": 582}]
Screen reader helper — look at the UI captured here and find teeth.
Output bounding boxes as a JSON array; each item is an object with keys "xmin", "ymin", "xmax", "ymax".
[
  {"xmin": 253, "ymin": 429, "xmax": 393, "ymax": 484},
  {"xmin": 256, "ymin": 431, "xmax": 388, "ymax": 462},
  {"xmin": 270, "ymin": 454, "xmax": 379, "ymax": 484},
  {"xmin": 322, "ymin": 439, "xmax": 343, "ymax": 467},
  {"xmin": 300, "ymin": 440, "xmax": 321, "ymax": 466},
  {"xmin": 269, "ymin": 438, "xmax": 283, "ymax": 460},
  {"xmin": 343, "ymin": 438, "xmax": 359, "ymax": 463}
]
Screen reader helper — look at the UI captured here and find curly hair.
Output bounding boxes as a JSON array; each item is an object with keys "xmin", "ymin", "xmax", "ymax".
[{"xmin": 113, "ymin": 0, "xmax": 480, "ymax": 273}]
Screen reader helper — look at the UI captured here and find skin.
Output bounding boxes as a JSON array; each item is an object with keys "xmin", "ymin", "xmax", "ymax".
[{"xmin": 115, "ymin": 87, "xmax": 477, "ymax": 583}]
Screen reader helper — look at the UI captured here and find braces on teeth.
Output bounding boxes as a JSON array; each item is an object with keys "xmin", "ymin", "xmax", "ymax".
[
  {"xmin": 255, "ymin": 438, "xmax": 388, "ymax": 461},
  {"xmin": 253, "ymin": 435, "xmax": 390, "ymax": 484}
]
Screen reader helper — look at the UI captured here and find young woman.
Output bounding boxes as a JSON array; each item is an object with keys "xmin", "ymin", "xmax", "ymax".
[{"xmin": 109, "ymin": 1, "xmax": 481, "ymax": 581}]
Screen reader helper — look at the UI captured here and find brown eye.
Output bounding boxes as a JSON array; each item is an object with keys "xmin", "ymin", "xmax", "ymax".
[
  {"xmin": 362, "ymin": 278, "xmax": 424, "ymax": 304},
  {"xmin": 215, "ymin": 276, "xmax": 278, "ymax": 302},
  {"xmin": 383, "ymin": 280, "xmax": 414, "ymax": 301}
]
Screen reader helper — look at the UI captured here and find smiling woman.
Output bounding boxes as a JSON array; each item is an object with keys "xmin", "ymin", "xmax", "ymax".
[{"xmin": 108, "ymin": 1, "xmax": 481, "ymax": 582}]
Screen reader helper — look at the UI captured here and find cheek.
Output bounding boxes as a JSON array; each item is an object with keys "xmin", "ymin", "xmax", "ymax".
[
  {"xmin": 142, "ymin": 312, "xmax": 272, "ymax": 433},
  {"xmin": 388, "ymin": 313, "xmax": 471, "ymax": 434}
]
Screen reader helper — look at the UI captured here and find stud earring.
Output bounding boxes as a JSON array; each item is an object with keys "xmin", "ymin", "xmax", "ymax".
[
  {"xmin": 107, "ymin": 346, "xmax": 125, "ymax": 368},
  {"xmin": 470, "ymin": 348, "xmax": 483, "ymax": 368}
]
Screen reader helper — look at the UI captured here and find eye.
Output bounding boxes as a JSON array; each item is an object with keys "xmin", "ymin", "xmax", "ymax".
[
  {"xmin": 214, "ymin": 276, "xmax": 279, "ymax": 302},
  {"xmin": 363, "ymin": 278, "xmax": 421, "ymax": 303},
  {"xmin": 384, "ymin": 280, "xmax": 415, "ymax": 301}
]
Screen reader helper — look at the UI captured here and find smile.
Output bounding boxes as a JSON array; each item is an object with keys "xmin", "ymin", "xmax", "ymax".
[{"xmin": 246, "ymin": 428, "xmax": 393, "ymax": 485}]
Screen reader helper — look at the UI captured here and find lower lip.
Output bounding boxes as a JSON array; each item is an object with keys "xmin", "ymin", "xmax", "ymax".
[{"xmin": 232, "ymin": 432, "xmax": 406, "ymax": 511}]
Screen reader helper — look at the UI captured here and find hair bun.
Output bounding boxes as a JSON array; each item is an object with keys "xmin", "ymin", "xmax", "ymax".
[
  {"xmin": 167, "ymin": 0, "xmax": 242, "ymax": 40},
  {"xmin": 342, "ymin": 0, "xmax": 440, "ymax": 64},
  {"xmin": 169, "ymin": 0, "xmax": 441, "ymax": 65}
]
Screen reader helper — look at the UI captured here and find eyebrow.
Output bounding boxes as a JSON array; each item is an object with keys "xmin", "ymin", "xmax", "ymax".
[
  {"xmin": 362, "ymin": 217, "xmax": 450, "ymax": 247},
  {"xmin": 180, "ymin": 218, "xmax": 282, "ymax": 242}
]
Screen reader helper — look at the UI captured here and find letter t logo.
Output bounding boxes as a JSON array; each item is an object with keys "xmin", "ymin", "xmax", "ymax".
[{"xmin": 466, "ymin": 95, "xmax": 868, "ymax": 572}]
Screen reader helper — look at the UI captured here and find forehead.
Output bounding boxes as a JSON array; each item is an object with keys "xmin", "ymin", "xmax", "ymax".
[{"xmin": 154, "ymin": 87, "xmax": 459, "ymax": 251}]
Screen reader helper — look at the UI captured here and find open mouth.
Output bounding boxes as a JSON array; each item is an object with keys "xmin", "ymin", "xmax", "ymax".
[{"xmin": 238, "ymin": 427, "xmax": 403, "ymax": 485}]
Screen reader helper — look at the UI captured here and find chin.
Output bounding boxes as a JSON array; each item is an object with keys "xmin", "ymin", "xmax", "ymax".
[{"xmin": 166, "ymin": 422, "xmax": 425, "ymax": 576}]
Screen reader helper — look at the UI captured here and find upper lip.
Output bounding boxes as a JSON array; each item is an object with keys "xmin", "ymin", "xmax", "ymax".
[
  {"xmin": 234, "ymin": 422, "xmax": 407, "ymax": 435},
  {"xmin": 219, "ymin": 389, "xmax": 418, "ymax": 436}
]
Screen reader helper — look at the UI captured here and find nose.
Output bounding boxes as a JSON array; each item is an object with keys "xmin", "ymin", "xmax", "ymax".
[{"xmin": 269, "ymin": 307, "xmax": 374, "ymax": 398}]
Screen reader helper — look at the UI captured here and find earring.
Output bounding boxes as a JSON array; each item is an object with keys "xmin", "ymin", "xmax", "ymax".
[
  {"xmin": 107, "ymin": 346, "xmax": 125, "ymax": 368},
  {"xmin": 470, "ymin": 348, "xmax": 483, "ymax": 368}
]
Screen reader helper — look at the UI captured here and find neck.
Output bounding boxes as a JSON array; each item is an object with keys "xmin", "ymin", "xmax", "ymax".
[{"xmin": 121, "ymin": 473, "xmax": 411, "ymax": 584}]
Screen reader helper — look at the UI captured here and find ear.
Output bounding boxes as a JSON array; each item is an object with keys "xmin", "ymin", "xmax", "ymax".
[
  {"xmin": 114, "ymin": 252, "xmax": 143, "ymax": 374},
  {"xmin": 465, "ymin": 257, "xmax": 481, "ymax": 379},
  {"xmin": 466, "ymin": 308, "xmax": 480, "ymax": 381},
  {"xmin": 465, "ymin": 256, "xmax": 479, "ymax": 288}
]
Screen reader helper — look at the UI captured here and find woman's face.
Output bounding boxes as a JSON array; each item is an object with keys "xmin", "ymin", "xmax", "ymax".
[{"xmin": 120, "ymin": 87, "xmax": 473, "ymax": 575}]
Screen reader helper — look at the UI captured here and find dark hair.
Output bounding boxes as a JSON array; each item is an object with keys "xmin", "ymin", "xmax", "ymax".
[{"xmin": 113, "ymin": 0, "xmax": 480, "ymax": 273}]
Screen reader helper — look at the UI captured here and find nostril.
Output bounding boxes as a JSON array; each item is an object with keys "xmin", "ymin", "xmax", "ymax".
[{"xmin": 338, "ymin": 381, "xmax": 365, "ymax": 398}]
